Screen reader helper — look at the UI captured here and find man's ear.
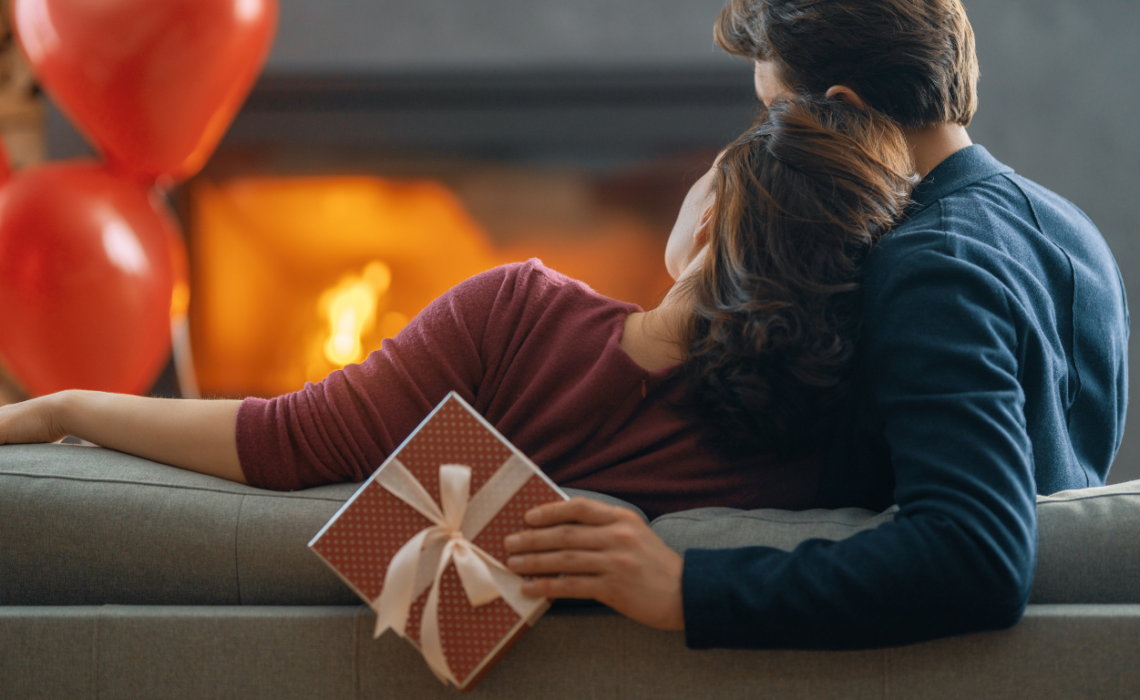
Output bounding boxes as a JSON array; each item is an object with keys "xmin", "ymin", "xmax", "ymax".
[{"xmin": 825, "ymin": 85, "xmax": 867, "ymax": 110}]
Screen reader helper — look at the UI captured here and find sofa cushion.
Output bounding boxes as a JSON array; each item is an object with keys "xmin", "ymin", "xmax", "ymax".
[
  {"xmin": 0, "ymin": 443, "xmax": 358, "ymax": 605},
  {"xmin": 1032, "ymin": 481, "xmax": 1140, "ymax": 604},
  {"xmin": 562, "ymin": 488, "xmax": 649, "ymax": 523},
  {"xmin": 651, "ymin": 505, "xmax": 897, "ymax": 553},
  {"xmin": 2, "ymin": 443, "xmax": 1138, "ymax": 605}
]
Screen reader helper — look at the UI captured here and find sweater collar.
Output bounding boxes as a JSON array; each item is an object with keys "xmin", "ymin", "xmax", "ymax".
[{"xmin": 910, "ymin": 145, "xmax": 1014, "ymax": 212}]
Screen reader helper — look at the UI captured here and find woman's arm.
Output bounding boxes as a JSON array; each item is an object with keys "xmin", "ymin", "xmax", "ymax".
[{"xmin": 0, "ymin": 390, "xmax": 245, "ymax": 483}]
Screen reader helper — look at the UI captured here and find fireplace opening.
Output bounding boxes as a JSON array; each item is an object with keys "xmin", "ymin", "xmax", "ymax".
[{"xmin": 185, "ymin": 151, "xmax": 715, "ymax": 398}]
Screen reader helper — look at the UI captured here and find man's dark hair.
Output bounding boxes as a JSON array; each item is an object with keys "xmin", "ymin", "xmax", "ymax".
[{"xmin": 716, "ymin": 0, "xmax": 980, "ymax": 129}]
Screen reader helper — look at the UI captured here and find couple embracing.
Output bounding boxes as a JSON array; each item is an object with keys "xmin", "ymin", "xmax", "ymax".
[{"xmin": 0, "ymin": 0, "xmax": 1127, "ymax": 649}]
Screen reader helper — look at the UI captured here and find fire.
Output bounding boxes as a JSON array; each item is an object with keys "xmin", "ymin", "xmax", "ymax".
[{"xmin": 320, "ymin": 261, "xmax": 393, "ymax": 366}]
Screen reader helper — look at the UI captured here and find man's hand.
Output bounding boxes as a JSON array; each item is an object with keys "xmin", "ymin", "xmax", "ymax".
[
  {"xmin": 504, "ymin": 498, "xmax": 685, "ymax": 631},
  {"xmin": 0, "ymin": 393, "xmax": 67, "ymax": 445}
]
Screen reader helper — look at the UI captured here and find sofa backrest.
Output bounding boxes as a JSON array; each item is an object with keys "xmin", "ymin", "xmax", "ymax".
[{"xmin": 1, "ymin": 443, "xmax": 1137, "ymax": 606}]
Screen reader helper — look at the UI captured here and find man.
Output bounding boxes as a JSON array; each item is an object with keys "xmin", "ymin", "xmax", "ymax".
[{"xmin": 504, "ymin": 0, "xmax": 1129, "ymax": 648}]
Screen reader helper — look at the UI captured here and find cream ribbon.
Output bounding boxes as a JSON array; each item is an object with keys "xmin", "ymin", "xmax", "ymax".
[{"xmin": 371, "ymin": 456, "xmax": 545, "ymax": 686}]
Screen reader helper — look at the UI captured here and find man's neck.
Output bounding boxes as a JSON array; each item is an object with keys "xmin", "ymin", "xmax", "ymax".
[{"xmin": 902, "ymin": 123, "xmax": 974, "ymax": 179}]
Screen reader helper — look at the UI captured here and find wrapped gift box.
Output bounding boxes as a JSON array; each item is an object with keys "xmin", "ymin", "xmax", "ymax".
[{"xmin": 309, "ymin": 392, "xmax": 567, "ymax": 690}]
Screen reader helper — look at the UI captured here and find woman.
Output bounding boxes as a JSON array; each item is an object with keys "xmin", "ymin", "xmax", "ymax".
[{"xmin": 0, "ymin": 96, "xmax": 913, "ymax": 621}]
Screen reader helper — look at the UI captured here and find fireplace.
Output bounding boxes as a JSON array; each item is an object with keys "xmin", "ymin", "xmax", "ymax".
[{"xmin": 49, "ymin": 68, "xmax": 757, "ymax": 398}]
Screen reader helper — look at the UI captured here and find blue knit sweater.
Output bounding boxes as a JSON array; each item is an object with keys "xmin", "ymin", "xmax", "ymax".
[{"xmin": 682, "ymin": 145, "xmax": 1129, "ymax": 649}]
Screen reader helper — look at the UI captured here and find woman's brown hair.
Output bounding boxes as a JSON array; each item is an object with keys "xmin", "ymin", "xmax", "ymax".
[{"xmin": 678, "ymin": 96, "xmax": 913, "ymax": 456}]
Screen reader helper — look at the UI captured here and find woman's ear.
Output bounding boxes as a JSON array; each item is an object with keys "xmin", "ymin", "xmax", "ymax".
[
  {"xmin": 825, "ymin": 85, "xmax": 866, "ymax": 110},
  {"xmin": 695, "ymin": 206, "xmax": 713, "ymax": 247}
]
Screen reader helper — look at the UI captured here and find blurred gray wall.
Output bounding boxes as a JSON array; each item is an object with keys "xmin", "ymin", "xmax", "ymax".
[
  {"xmin": 260, "ymin": 0, "xmax": 1140, "ymax": 483},
  {"xmin": 965, "ymin": 0, "xmax": 1140, "ymax": 484},
  {"xmin": 265, "ymin": 0, "xmax": 736, "ymax": 72}
]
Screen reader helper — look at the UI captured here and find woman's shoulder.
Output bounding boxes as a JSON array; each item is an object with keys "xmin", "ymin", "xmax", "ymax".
[
  {"xmin": 460, "ymin": 259, "xmax": 635, "ymax": 312},
  {"xmin": 418, "ymin": 260, "xmax": 634, "ymax": 341},
  {"xmin": 483, "ymin": 258, "xmax": 589, "ymax": 291}
]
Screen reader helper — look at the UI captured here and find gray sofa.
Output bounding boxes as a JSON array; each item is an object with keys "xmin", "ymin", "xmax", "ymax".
[{"xmin": 2, "ymin": 443, "xmax": 1139, "ymax": 699}]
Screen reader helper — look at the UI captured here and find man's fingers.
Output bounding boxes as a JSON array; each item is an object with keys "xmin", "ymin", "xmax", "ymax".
[
  {"xmin": 507, "ymin": 549, "xmax": 608, "ymax": 576},
  {"xmin": 523, "ymin": 497, "xmax": 636, "ymax": 528},
  {"xmin": 504, "ymin": 522, "xmax": 612, "ymax": 554},
  {"xmin": 520, "ymin": 574, "xmax": 604, "ymax": 600}
]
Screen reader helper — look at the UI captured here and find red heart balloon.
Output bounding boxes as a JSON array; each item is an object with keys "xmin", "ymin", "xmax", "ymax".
[
  {"xmin": 0, "ymin": 162, "xmax": 182, "ymax": 396},
  {"xmin": 13, "ymin": 0, "xmax": 277, "ymax": 184}
]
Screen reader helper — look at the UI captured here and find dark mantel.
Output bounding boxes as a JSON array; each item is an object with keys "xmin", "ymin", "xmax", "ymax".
[{"xmin": 49, "ymin": 67, "xmax": 758, "ymax": 170}]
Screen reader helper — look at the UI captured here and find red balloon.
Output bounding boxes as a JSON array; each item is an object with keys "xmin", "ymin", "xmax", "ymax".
[
  {"xmin": 0, "ymin": 162, "xmax": 180, "ymax": 396},
  {"xmin": 13, "ymin": 0, "xmax": 277, "ymax": 184}
]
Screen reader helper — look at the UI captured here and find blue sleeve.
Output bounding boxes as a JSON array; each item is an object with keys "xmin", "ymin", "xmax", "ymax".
[{"xmin": 681, "ymin": 247, "xmax": 1038, "ymax": 649}]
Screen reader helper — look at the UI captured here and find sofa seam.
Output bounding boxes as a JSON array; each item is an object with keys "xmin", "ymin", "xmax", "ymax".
[
  {"xmin": 235, "ymin": 495, "xmax": 247, "ymax": 605},
  {"xmin": 882, "ymin": 648, "xmax": 891, "ymax": 700},
  {"xmin": 93, "ymin": 605, "xmax": 104, "ymax": 700},
  {"xmin": 353, "ymin": 605, "xmax": 362, "ymax": 700},
  {"xmin": 654, "ymin": 514, "xmax": 894, "ymax": 527},
  {"xmin": 1038, "ymin": 491, "xmax": 1140, "ymax": 505},
  {"xmin": 0, "ymin": 470, "xmax": 352, "ymax": 501},
  {"xmin": 653, "ymin": 489, "xmax": 1140, "ymax": 525},
  {"xmin": 616, "ymin": 613, "xmax": 626, "ymax": 700}
]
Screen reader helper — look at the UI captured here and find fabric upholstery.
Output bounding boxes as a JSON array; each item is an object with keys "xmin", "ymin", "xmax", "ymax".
[
  {"xmin": 562, "ymin": 487, "xmax": 649, "ymax": 522},
  {"xmin": 1033, "ymin": 480, "xmax": 1140, "ymax": 603},
  {"xmin": 651, "ymin": 505, "xmax": 897, "ymax": 552},
  {"xmin": 0, "ymin": 443, "xmax": 357, "ymax": 606},
  {"xmin": 2, "ymin": 605, "xmax": 1138, "ymax": 700},
  {"xmin": 2, "ymin": 443, "xmax": 1138, "ymax": 606}
]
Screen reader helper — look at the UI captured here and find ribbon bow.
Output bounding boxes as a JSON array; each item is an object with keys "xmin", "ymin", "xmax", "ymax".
[{"xmin": 372, "ymin": 456, "xmax": 544, "ymax": 686}]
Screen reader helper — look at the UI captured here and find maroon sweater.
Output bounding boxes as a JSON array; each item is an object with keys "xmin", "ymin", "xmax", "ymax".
[{"xmin": 237, "ymin": 260, "xmax": 822, "ymax": 519}]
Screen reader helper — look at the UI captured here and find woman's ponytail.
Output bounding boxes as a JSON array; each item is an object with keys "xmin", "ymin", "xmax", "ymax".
[{"xmin": 679, "ymin": 96, "xmax": 914, "ymax": 456}]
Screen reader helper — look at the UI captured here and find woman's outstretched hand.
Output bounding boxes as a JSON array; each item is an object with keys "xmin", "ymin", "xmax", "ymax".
[
  {"xmin": 1, "ymin": 390, "xmax": 246, "ymax": 483},
  {"xmin": 504, "ymin": 497, "xmax": 685, "ymax": 631},
  {"xmin": 0, "ymin": 395, "xmax": 67, "ymax": 445}
]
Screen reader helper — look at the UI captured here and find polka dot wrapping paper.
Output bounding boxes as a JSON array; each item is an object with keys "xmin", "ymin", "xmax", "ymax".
[{"xmin": 309, "ymin": 392, "xmax": 568, "ymax": 690}]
